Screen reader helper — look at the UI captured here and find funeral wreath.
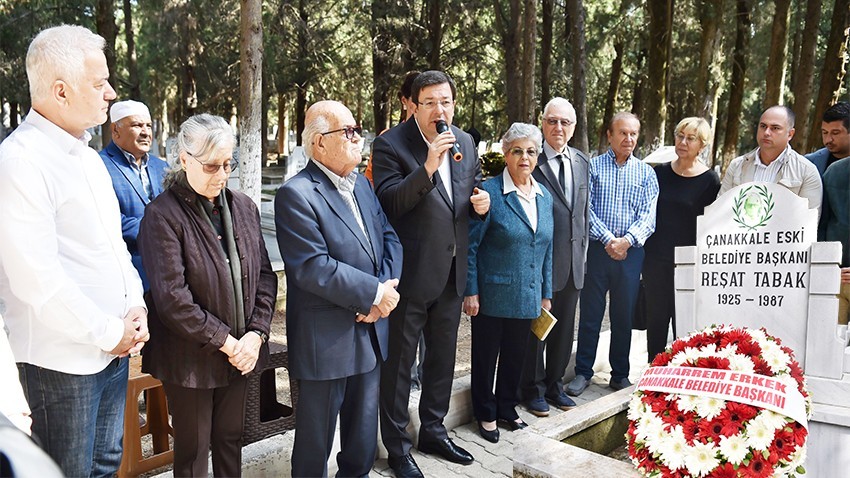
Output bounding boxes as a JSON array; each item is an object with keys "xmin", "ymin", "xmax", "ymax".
[{"xmin": 627, "ymin": 324, "xmax": 812, "ymax": 477}]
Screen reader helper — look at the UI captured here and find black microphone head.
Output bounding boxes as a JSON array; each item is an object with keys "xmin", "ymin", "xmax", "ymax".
[{"xmin": 435, "ymin": 120, "xmax": 449, "ymax": 134}]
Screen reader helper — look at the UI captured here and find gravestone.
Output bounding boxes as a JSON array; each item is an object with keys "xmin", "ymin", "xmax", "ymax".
[{"xmin": 675, "ymin": 182, "xmax": 850, "ymax": 477}]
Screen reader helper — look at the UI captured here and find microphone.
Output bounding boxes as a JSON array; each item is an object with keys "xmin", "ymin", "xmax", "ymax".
[{"xmin": 436, "ymin": 120, "xmax": 463, "ymax": 162}]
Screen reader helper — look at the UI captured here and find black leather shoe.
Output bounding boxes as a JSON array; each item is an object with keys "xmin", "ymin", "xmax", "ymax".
[
  {"xmin": 497, "ymin": 417, "xmax": 528, "ymax": 431},
  {"xmin": 478, "ymin": 421, "xmax": 500, "ymax": 443},
  {"xmin": 387, "ymin": 454, "xmax": 424, "ymax": 478},
  {"xmin": 418, "ymin": 437, "xmax": 474, "ymax": 464}
]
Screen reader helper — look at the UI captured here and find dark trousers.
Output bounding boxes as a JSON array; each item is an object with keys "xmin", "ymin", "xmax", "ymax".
[
  {"xmin": 18, "ymin": 357, "xmax": 128, "ymax": 478},
  {"xmin": 162, "ymin": 376, "xmax": 248, "ymax": 477},
  {"xmin": 380, "ymin": 264, "xmax": 462, "ymax": 458},
  {"xmin": 575, "ymin": 242, "xmax": 644, "ymax": 381},
  {"xmin": 292, "ymin": 363, "xmax": 380, "ymax": 478},
  {"xmin": 642, "ymin": 256, "xmax": 676, "ymax": 362},
  {"xmin": 521, "ymin": 278, "xmax": 580, "ymax": 401},
  {"xmin": 471, "ymin": 314, "xmax": 531, "ymax": 422}
]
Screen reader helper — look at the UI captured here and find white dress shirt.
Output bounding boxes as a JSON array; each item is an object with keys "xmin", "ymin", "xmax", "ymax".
[
  {"xmin": 502, "ymin": 171, "xmax": 544, "ymax": 232},
  {"xmin": 416, "ymin": 118, "xmax": 453, "ymax": 203},
  {"xmin": 0, "ymin": 109, "xmax": 145, "ymax": 374}
]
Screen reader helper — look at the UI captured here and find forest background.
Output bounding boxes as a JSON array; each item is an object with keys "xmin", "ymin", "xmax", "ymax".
[{"xmin": 1, "ymin": 0, "xmax": 849, "ymax": 187}]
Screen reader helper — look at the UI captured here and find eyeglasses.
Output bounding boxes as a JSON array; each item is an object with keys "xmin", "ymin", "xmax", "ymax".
[
  {"xmin": 543, "ymin": 117, "xmax": 575, "ymax": 127},
  {"xmin": 509, "ymin": 147, "xmax": 538, "ymax": 158},
  {"xmin": 321, "ymin": 125, "xmax": 362, "ymax": 140},
  {"xmin": 675, "ymin": 132, "xmax": 701, "ymax": 145},
  {"xmin": 417, "ymin": 99, "xmax": 455, "ymax": 110},
  {"xmin": 189, "ymin": 153, "xmax": 237, "ymax": 175}
]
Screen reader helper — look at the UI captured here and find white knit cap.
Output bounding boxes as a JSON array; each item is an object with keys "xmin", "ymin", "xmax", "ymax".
[{"xmin": 109, "ymin": 100, "xmax": 151, "ymax": 122}]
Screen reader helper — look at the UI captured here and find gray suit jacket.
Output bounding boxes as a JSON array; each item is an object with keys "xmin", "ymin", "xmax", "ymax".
[{"xmin": 532, "ymin": 146, "xmax": 590, "ymax": 291}]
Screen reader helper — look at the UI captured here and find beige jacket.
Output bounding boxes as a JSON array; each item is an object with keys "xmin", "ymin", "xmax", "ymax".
[{"xmin": 719, "ymin": 147, "xmax": 822, "ymax": 213}]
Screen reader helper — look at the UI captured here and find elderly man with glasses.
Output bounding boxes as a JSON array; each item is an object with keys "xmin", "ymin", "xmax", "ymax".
[
  {"xmin": 372, "ymin": 70, "xmax": 490, "ymax": 477},
  {"xmin": 275, "ymin": 100, "xmax": 402, "ymax": 477},
  {"xmin": 520, "ymin": 97, "xmax": 590, "ymax": 417}
]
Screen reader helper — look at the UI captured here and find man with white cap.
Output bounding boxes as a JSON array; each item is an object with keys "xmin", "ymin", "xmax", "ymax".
[{"xmin": 100, "ymin": 100, "xmax": 168, "ymax": 291}]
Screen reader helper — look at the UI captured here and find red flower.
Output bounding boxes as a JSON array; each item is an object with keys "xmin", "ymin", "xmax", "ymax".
[
  {"xmin": 708, "ymin": 462, "xmax": 740, "ymax": 478},
  {"xmin": 652, "ymin": 351, "xmax": 673, "ymax": 366},
  {"xmin": 769, "ymin": 428, "xmax": 796, "ymax": 462},
  {"xmin": 790, "ymin": 421, "xmax": 808, "ymax": 447},
  {"xmin": 751, "ymin": 356, "xmax": 772, "ymax": 376},
  {"xmin": 671, "ymin": 340, "xmax": 688, "ymax": 355},
  {"xmin": 719, "ymin": 329, "xmax": 750, "ymax": 349},
  {"xmin": 735, "ymin": 339, "xmax": 762, "ymax": 357},
  {"xmin": 722, "ymin": 401, "xmax": 759, "ymax": 423},
  {"xmin": 696, "ymin": 356, "xmax": 731, "ymax": 370},
  {"xmin": 745, "ymin": 453, "xmax": 774, "ymax": 478},
  {"xmin": 698, "ymin": 417, "xmax": 725, "ymax": 443},
  {"xmin": 682, "ymin": 419, "xmax": 700, "ymax": 445}
]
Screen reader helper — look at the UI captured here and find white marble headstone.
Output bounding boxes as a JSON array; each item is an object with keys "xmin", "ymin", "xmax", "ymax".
[{"xmin": 694, "ymin": 182, "xmax": 817, "ymax": 358}]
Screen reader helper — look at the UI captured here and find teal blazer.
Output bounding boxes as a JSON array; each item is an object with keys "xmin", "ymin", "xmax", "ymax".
[{"xmin": 465, "ymin": 171, "xmax": 554, "ymax": 319}]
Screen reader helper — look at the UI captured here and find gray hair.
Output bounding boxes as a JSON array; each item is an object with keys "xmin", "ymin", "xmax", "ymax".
[
  {"xmin": 542, "ymin": 97, "xmax": 576, "ymax": 120},
  {"xmin": 501, "ymin": 123, "xmax": 543, "ymax": 152},
  {"xmin": 26, "ymin": 25, "xmax": 106, "ymax": 104},
  {"xmin": 163, "ymin": 113, "xmax": 235, "ymax": 189},
  {"xmin": 302, "ymin": 110, "xmax": 331, "ymax": 159}
]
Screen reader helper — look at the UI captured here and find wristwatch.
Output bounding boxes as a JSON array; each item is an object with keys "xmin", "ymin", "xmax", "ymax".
[{"xmin": 250, "ymin": 330, "xmax": 268, "ymax": 343}]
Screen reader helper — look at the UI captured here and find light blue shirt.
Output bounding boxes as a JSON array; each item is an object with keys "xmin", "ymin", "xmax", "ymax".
[{"xmin": 588, "ymin": 149, "xmax": 659, "ymax": 247}]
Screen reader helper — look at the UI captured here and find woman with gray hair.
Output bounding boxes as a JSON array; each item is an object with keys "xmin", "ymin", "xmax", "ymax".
[
  {"xmin": 463, "ymin": 122, "xmax": 554, "ymax": 443},
  {"xmin": 137, "ymin": 114, "xmax": 277, "ymax": 477}
]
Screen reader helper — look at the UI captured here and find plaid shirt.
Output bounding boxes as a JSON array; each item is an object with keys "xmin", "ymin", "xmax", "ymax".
[{"xmin": 588, "ymin": 149, "xmax": 659, "ymax": 247}]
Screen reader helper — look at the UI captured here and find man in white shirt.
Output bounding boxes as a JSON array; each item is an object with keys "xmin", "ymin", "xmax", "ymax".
[
  {"xmin": 0, "ymin": 25, "xmax": 148, "ymax": 477},
  {"xmin": 718, "ymin": 105, "xmax": 822, "ymax": 212}
]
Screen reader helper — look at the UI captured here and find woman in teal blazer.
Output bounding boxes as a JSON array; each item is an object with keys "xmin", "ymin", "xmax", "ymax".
[{"xmin": 464, "ymin": 123, "xmax": 553, "ymax": 443}]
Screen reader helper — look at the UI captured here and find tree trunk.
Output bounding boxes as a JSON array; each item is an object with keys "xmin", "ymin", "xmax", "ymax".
[
  {"xmin": 96, "ymin": 0, "xmax": 116, "ymax": 146},
  {"xmin": 238, "ymin": 0, "xmax": 263, "ymax": 205},
  {"xmin": 495, "ymin": 0, "xmax": 522, "ymax": 122},
  {"xmin": 695, "ymin": 0, "xmax": 723, "ymax": 118},
  {"xmin": 520, "ymin": 0, "xmax": 537, "ymax": 122},
  {"xmin": 720, "ymin": 0, "xmax": 752, "ymax": 173},
  {"xmin": 277, "ymin": 93, "xmax": 287, "ymax": 155},
  {"xmin": 122, "ymin": 0, "xmax": 141, "ymax": 100},
  {"xmin": 630, "ymin": 49, "xmax": 647, "ymax": 121},
  {"xmin": 790, "ymin": 0, "xmax": 823, "ymax": 152},
  {"xmin": 540, "ymin": 0, "xmax": 553, "ymax": 109},
  {"xmin": 427, "ymin": 0, "xmax": 442, "ymax": 69},
  {"xmin": 178, "ymin": 3, "xmax": 199, "ymax": 122},
  {"xmin": 807, "ymin": 0, "xmax": 850, "ymax": 152},
  {"xmin": 567, "ymin": 0, "xmax": 588, "ymax": 153},
  {"xmin": 370, "ymin": 0, "xmax": 392, "ymax": 133},
  {"xmin": 598, "ymin": 41, "xmax": 623, "ymax": 155},
  {"xmin": 643, "ymin": 0, "xmax": 672, "ymax": 152},
  {"xmin": 764, "ymin": 0, "xmax": 792, "ymax": 107},
  {"xmin": 295, "ymin": 0, "xmax": 309, "ymax": 145}
]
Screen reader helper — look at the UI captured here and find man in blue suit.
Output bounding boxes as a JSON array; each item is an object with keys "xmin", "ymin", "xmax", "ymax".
[
  {"xmin": 806, "ymin": 102, "xmax": 850, "ymax": 178},
  {"xmin": 99, "ymin": 100, "xmax": 168, "ymax": 290},
  {"xmin": 275, "ymin": 100, "xmax": 403, "ymax": 477}
]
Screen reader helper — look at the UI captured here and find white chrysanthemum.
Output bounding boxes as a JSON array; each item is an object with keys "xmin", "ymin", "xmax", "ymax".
[
  {"xmin": 753, "ymin": 409, "xmax": 788, "ymax": 431},
  {"xmin": 684, "ymin": 441, "xmax": 720, "ymax": 477},
  {"xmin": 670, "ymin": 352, "xmax": 689, "ymax": 366},
  {"xmin": 726, "ymin": 353, "xmax": 756, "ymax": 373},
  {"xmin": 643, "ymin": 418, "xmax": 668, "ymax": 448},
  {"xmin": 696, "ymin": 396, "xmax": 726, "ymax": 420},
  {"xmin": 678, "ymin": 393, "xmax": 700, "ymax": 413},
  {"xmin": 697, "ymin": 343, "xmax": 718, "ymax": 357},
  {"xmin": 745, "ymin": 417, "xmax": 776, "ymax": 450},
  {"xmin": 761, "ymin": 341, "xmax": 791, "ymax": 374},
  {"xmin": 658, "ymin": 426, "xmax": 688, "ymax": 471},
  {"xmin": 748, "ymin": 328, "xmax": 768, "ymax": 344},
  {"xmin": 715, "ymin": 344, "xmax": 738, "ymax": 359},
  {"xmin": 718, "ymin": 434, "xmax": 749, "ymax": 465},
  {"xmin": 635, "ymin": 413, "xmax": 656, "ymax": 441},
  {"xmin": 628, "ymin": 396, "xmax": 646, "ymax": 421},
  {"xmin": 786, "ymin": 444, "xmax": 807, "ymax": 467},
  {"xmin": 681, "ymin": 346, "xmax": 702, "ymax": 365}
]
